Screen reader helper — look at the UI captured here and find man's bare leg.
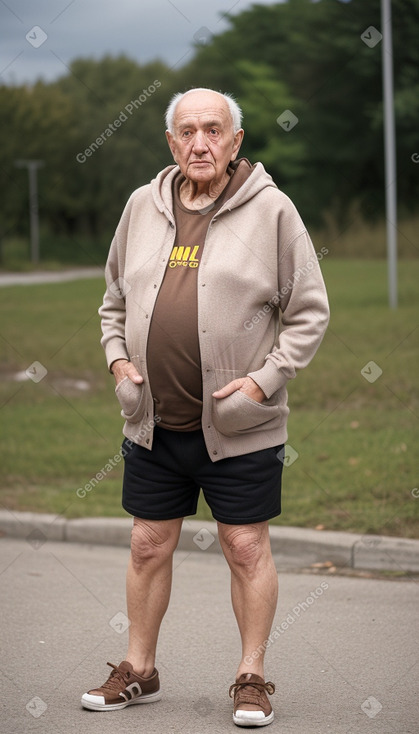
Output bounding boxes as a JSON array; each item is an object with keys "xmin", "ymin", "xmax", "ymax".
[
  {"xmin": 125, "ymin": 516, "xmax": 184, "ymax": 677},
  {"xmin": 217, "ymin": 521, "xmax": 278, "ymax": 679}
]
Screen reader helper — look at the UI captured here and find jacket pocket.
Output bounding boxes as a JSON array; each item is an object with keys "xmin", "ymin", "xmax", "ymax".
[
  {"xmin": 115, "ymin": 376, "xmax": 145, "ymax": 423},
  {"xmin": 211, "ymin": 370, "xmax": 281, "ymax": 438}
]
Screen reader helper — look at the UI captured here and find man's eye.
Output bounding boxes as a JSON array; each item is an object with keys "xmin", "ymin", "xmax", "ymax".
[{"xmin": 209, "ymin": 129, "xmax": 218, "ymax": 135}]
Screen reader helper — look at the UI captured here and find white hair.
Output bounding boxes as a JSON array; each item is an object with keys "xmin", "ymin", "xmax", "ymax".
[{"xmin": 165, "ymin": 88, "xmax": 243, "ymax": 134}]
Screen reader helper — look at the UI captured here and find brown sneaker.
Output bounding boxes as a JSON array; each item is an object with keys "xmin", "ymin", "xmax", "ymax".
[
  {"xmin": 81, "ymin": 661, "xmax": 161, "ymax": 711},
  {"xmin": 229, "ymin": 673, "xmax": 275, "ymax": 727}
]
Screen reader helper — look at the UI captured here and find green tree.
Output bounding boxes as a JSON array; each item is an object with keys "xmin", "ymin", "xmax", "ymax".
[
  {"xmin": 1, "ymin": 0, "xmax": 418, "ymax": 263},
  {"xmin": 184, "ymin": 0, "xmax": 419, "ymax": 224}
]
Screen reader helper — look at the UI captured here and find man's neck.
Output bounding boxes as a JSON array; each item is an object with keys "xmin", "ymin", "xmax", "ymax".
[{"xmin": 179, "ymin": 170, "xmax": 231, "ymax": 209}]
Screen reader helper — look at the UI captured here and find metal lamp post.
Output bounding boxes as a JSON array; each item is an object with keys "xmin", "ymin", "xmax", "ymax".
[{"xmin": 14, "ymin": 159, "xmax": 44, "ymax": 265}]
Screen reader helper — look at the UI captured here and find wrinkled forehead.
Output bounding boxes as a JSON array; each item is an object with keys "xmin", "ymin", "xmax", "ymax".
[{"xmin": 173, "ymin": 92, "xmax": 233, "ymax": 130}]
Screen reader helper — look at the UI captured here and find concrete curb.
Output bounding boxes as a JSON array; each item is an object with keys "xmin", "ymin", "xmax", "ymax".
[{"xmin": 0, "ymin": 510, "xmax": 418, "ymax": 572}]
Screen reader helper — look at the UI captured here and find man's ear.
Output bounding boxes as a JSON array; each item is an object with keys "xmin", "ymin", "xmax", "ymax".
[
  {"xmin": 165, "ymin": 130, "xmax": 177, "ymax": 162},
  {"xmin": 230, "ymin": 129, "xmax": 244, "ymax": 162}
]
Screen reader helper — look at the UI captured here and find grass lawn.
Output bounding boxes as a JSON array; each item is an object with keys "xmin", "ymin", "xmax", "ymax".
[{"xmin": 0, "ymin": 260, "xmax": 418, "ymax": 537}]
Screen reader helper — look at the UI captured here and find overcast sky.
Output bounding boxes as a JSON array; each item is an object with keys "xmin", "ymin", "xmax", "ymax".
[{"xmin": 0, "ymin": 0, "xmax": 287, "ymax": 85}]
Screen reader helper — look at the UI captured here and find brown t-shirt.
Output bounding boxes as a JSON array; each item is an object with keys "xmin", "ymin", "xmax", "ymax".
[{"xmin": 146, "ymin": 159, "xmax": 253, "ymax": 430}]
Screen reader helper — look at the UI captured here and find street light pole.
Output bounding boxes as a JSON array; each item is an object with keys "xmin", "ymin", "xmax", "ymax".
[
  {"xmin": 15, "ymin": 159, "xmax": 44, "ymax": 265},
  {"xmin": 381, "ymin": 0, "xmax": 398, "ymax": 308}
]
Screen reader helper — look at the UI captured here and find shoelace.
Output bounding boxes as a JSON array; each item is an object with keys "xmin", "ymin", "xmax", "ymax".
[
  {"xmin": 229, "ymin": 679, "xmax": 275, "ymax": 706},
  {"xmin": 101, "ymin": 662, "xmax": 132, "ymax": 692}
]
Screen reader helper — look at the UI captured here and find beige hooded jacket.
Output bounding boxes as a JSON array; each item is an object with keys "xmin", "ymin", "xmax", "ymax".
[{"xmin": 99, "ymin": 162, "xmax": 330, "ymax": 461}]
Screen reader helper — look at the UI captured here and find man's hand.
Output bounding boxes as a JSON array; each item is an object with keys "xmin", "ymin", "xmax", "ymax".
[
  {"xmin": 111, "ymin": 359, "xmax": 143, "ymax": 386},
  {"xmin": 212, "ymin": 376, "xmax": 266, "ymax": 403}
]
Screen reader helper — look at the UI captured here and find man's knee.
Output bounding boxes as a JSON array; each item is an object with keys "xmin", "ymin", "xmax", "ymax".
[
  {"xmin": 218, "ymin": 523, "xmax": 269, "ymax": 570},
  {"xmin": 130, "ymin": 518, "xmax": 180, "ymax": 570}
]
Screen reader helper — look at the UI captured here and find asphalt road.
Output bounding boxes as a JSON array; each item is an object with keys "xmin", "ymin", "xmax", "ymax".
[
  {"xmin": 0, "ymin": 267, "xmax": 103, "ymax": 287},
  {"xmin": 1, "ymin": 537, "xmax": 417, "ymax": 734}
]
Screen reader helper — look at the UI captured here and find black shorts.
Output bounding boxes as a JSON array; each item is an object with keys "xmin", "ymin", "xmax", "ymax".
[{"xmin": 122, "ymin": 427, "xmax": 283, "ymax": 525}]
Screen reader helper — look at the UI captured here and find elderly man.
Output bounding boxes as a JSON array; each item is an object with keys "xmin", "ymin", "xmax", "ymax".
[{"xmin": 81, "ymin": 87, "xmax": 329, "ymax": 727}]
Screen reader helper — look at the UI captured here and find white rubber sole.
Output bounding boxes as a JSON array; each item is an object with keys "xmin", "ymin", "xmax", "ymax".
[
  {"xmin": 233, "ymin": 710, "xmax": 274, "ymax": 727},
  {"xmin": 81, "ymin": 689, "xmax": 162, "ymax": 711}
]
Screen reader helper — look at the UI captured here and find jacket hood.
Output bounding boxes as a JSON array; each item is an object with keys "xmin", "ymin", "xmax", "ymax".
[{"xmin": 150, "ymin": 159, "xmax": 278, "ymax": 222}]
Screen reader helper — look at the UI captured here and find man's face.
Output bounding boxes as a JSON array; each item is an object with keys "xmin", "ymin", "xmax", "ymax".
[{"xmin": 166, "ymin": 91, "xmax": 244, "ymax": 186}]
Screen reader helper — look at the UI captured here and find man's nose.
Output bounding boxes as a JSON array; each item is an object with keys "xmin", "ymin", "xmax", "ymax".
[{"xmin": 192, "ymin": 130, "xmax": 208, "ymax": 154}]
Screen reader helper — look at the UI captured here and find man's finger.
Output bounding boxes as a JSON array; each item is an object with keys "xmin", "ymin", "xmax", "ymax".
[
  {"xmin": 113, "ymin": 361, "xmax": 143, "ymax": 385},
  {"xmin": 212, "ymin": 378, "xmax": 245, "ymax": 399},
  {"xmin": 125, "ymin": 364, "xmax": 143, "ymax": 384},
  {"xmin": 128, "ymin": 371, "xmax": 143, "ymax": 384}
]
